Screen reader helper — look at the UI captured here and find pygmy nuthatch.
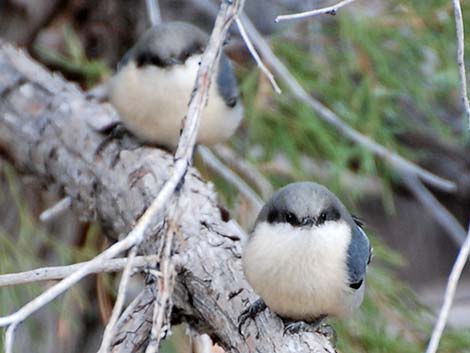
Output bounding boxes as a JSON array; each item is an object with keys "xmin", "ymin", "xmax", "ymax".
[
  {"xmin": 240, "ymin": 182, "xmax": 371, "ymax": 332},
  {"xmin": 109, "ymin": 21, "xmax": 243, "ymax": 148}
]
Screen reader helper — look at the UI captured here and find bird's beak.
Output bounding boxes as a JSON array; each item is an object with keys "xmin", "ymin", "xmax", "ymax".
[{"xmin": 301, "ymin": 217, "xmax": 314, "ymax": 227}]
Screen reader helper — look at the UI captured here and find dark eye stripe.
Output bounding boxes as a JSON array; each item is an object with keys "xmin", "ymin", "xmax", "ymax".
[{"xmin": 267, "ymin": 210, "xmax": 301, "ymax": 226}]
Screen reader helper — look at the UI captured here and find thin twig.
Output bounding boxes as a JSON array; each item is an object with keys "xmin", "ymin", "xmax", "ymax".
[
  {"xmin": 451, "ymin": 0, "xmax": 470, "ymax": 128},
  {"xmin": 115, "ymin": 289, "xmax": 147, "ymax": 329},
  {"xmin": 146, "ymin": 0, "xmax": 161, "ymax": 26},
  {"xmin": 198, "ymin": 145, "xmax": 264, "ymax": 212},
  {"xmin": 235, "ymin": 16, "xmax": 281, "ymax": 94},
  {"xmin": 425, "ymin": 224, "xmax": 470, "ymax": 353},
  {"xmin": 0, "ymin": 232, "xmax": 139, "ymax": 328},
  {"xmin": 275, "ymin": 0, "xmax": 357, "ymax": 22},
  {"xmin": 238, "ymin": 13, "xmax": 455, "ymax": 192},
  {"xmin": 212, "ymin": 144, "xmax": 273, "ymax": 200},
  {"xmin": 260, "ymin": 152, "xmax": 382, "ymax": 197},
  {"xmin": 39, "ymin": 196, "xmax": 72, "ymax": 222},
  {"xmin": 5, "ymin": 323, "xmax": 16, "ymax": 353},
  {"xmin": 98, "ymin": 246, "xmax": 138, "ymax": 353},
  {"xmin": 144, "ymin": 211, "xmax": 177, "ymax": 353},
  {"xmin": 403, "ymin": 174, "xmax": 466, "ymax": 246},
  {"xmin": 0, "ymin": 256, "xmax": 160, "ymax": 287}
]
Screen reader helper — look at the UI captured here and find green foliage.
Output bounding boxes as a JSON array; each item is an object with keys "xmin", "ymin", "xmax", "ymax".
[{"xmin": 33, "ymin": 25, "xmax": 110, "ymax": 88}]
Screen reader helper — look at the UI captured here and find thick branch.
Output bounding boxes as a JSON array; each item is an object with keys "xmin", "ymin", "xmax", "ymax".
[{"xmin": 0, "ymin": 43, "xmax": 334, "ymax": 352}]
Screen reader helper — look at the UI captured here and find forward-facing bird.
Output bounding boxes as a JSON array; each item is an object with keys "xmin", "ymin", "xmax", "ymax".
[{"xmin": 240, "ymin": 182, "xmax": 371, "ymax": 333}]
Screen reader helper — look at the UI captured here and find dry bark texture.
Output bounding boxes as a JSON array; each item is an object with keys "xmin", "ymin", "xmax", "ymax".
[{"xmin": 0, "ymin": 42, "xmax": 335, "ymax": 353}]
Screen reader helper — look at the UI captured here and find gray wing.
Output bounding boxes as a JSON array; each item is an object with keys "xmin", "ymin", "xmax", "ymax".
[
  {"xmin": 116, "ymin": 48, "xmax": 134, "ymax": 72},
  {"xmin": 346, "ymin": 223, "xmax": 371, "ymax": 289},
  {"xmin": 216, "ymin": 52, "xmax": 239, "ymax": 108}
]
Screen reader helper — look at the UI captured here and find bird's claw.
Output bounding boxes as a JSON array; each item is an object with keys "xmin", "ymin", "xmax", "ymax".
[
  {"xmin": 95, "ymin": 122, "xmax": 128, "ymax": 157},
  {"xmin": 237, "ymin": 298, "xmax": 267, "ymax": 336},
  {"xmin": 283, "ymin": 321, "xmax": 313, "ymax": 335},
  {"xmin": 316, "ymin": 324, "xmax": 337, "ymax": 348},
  {"xmin": 283, "ymin": 314, "xmax": 328, "ymax": 336}
]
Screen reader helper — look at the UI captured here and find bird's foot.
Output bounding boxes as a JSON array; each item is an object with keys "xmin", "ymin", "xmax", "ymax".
[
  {"xmin": 95, "ymin": 122, "xmax": 129, "ymax": 157},
  {"xmin": 237, "ymin": 298, "xmax": 267, "ymax": 336},
  {"xmin": 283, "ymin": 314, "xmax": 327, "ymax": 335},
  {"xmin": 316, "ymin": 323, "xmax": 337, "ymax": 348}
]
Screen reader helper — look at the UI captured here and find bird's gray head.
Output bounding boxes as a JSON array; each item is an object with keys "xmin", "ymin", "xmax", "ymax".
[
  {"xmin": 256, "ymin": 182, "xmax": 354, "ymax": 229},
  {"xmin": 120, "ymin": 22, "xmax": 208, "ymax": 69},
  {"xmin": 118, "ymin": 21, "xmax": 239, "ymax": 109}
]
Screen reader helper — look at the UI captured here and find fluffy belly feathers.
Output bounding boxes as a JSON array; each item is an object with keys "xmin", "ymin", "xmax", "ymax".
[{"xmin": 243, "ymin": 221, "xmax": 361, "ymax": 320}]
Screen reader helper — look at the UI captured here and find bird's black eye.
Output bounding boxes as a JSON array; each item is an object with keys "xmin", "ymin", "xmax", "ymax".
[
  {"xmin": 317, "ymin": 207, "xmax": 340, "ymax": 225},
  {"xmin": 285, "ymin": 212, "xmax": 300, "ymax": 226}
]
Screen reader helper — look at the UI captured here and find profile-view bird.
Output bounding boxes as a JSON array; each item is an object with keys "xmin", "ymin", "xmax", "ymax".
[
  {"xmin": 109, "ymin": 21, "xmax": 243, "ymax": 149},
  {"xmin": 240, "ymin": 181, "xmax": 371, "ymax": 334}
]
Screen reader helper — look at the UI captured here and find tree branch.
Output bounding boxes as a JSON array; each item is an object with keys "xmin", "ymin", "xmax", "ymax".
[
  {"xmin": 198, "ymin": 146, "xmax": 264, "ymax": 212},
  {"xmin": 403, "ymin": 174, "xmax": 466, "ymax": 246},
  {"xmin": 212, "ymin": 144, "xmax": 273, "ymax": 200}
]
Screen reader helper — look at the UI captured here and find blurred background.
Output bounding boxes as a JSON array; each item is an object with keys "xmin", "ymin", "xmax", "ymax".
[{"xmin": 0, "ymin": 0, "xmax": 469, "ymax": 352}]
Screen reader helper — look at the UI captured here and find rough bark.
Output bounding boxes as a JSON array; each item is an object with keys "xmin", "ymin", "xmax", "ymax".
[{"xmin": 0, "ymin": 42, "xmax": 335, "ymax": 353}]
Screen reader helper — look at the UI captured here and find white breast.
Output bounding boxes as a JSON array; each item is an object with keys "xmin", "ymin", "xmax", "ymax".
[
  {"xmin": 243, "ymin": 221, "xmax": 363, "ymax": 320},
  {"xmin": 109, "ymin": 55, "xmax": 243, "ymax": 148}
]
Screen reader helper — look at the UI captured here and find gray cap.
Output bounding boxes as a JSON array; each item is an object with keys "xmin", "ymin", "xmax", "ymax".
[
  {"xmin": 256, "ymin": 181, "xmax": 354, "ymax": 228},
  {"xmin": 118, "ymin": 21, "xmax": 239, "ymax": 108}
]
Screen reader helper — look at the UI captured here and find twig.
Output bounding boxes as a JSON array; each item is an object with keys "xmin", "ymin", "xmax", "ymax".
[
  {"xmin": 146, "ymin": 0, "xmax": 161, "ymax": 26},
  {"xmin": 275, "ymin": 0, "xmax": 356, "ymax": 22},
  {"xmin": 0, "ymin": 256, "xmax": 160, "ymax": 287},
  {"xmin": 115, "ymin": 288, "xmax": 147, "ymax": 329},
  {"xmin": 198, "ymin": 145, "xmax": 264, "ymax": 212},
  {"xmin": 260, "ymin": 152, "xmax": 382, "ymax": 197},
  {"xmin": 235, "ymin": 16, "xmax": 281, "ymax": 94},
  {"xmin": 145, "ymin": 207, "xmax": 178, "ymax": 353},
  {"xmin": 39, "ymin": 196, "xmax": 71, "ymax": 222},
  {"xmin": 403, "ymin": 174, "xmax": 466, "ymax": 246},
  {"xmin": 0, "ymin": 232, "xmax": 139, "ymax": 329},
  {"xmin": 213, "ymin": 144, "xmax": 273, "ymax": 200},
  {"xmin": 5, "ymin": 323, "xmax": 16, "ymax": 353},
  {"xmin": 425, "ymin": 224, "xmax": 470, "ymax": 353},
  {"xmin": 238, "ymin": 13, "xmax": 456, "ymax": 192},
  {"xmin": 98, "ymin": 246, "xmax": 138, "ymax": 353},
  {"xmin": 451, "ymin": 0, "xmax": 470, "ymax": 128}
]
